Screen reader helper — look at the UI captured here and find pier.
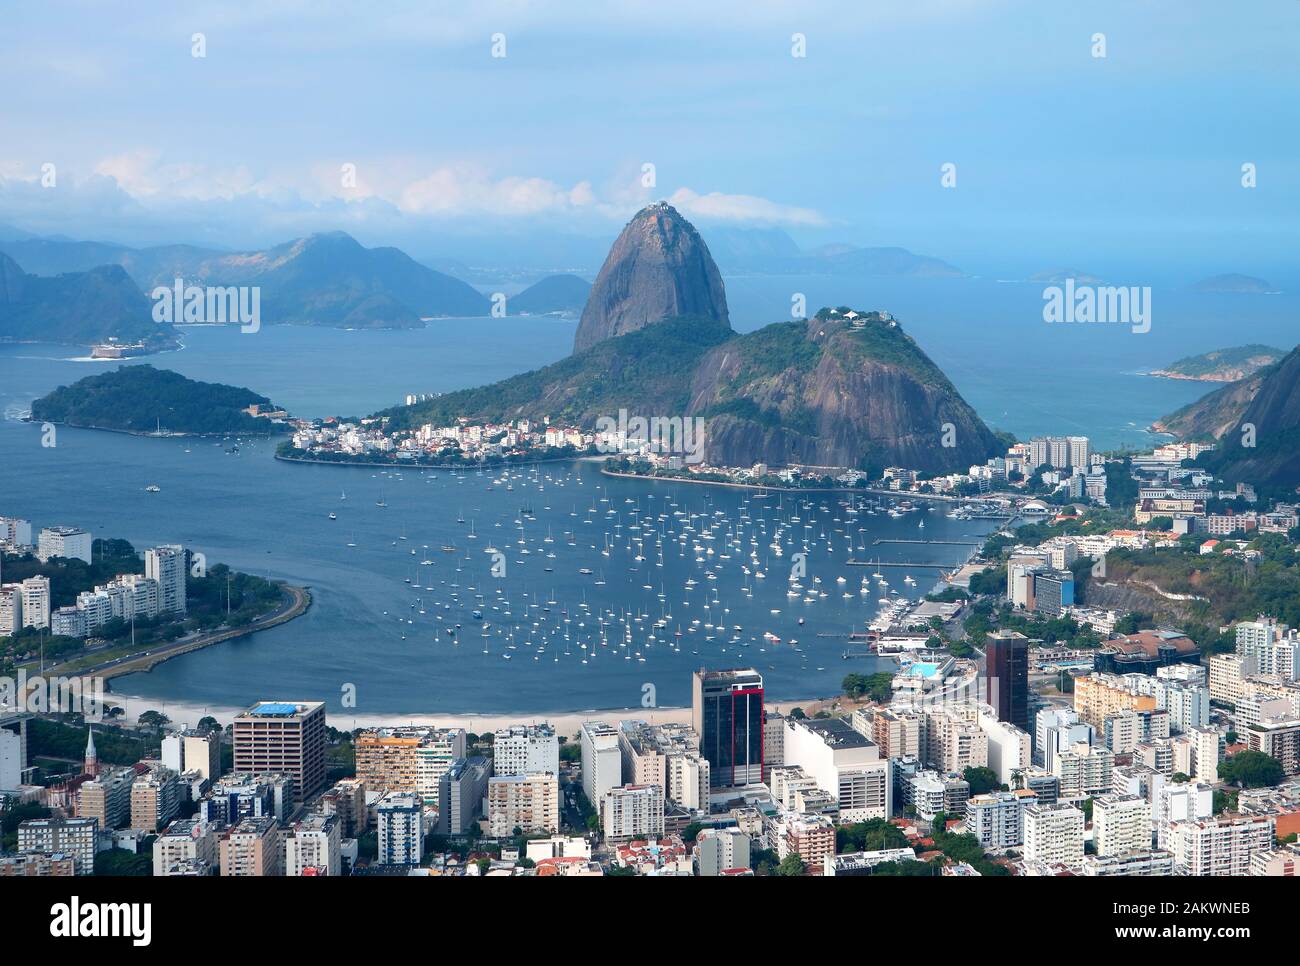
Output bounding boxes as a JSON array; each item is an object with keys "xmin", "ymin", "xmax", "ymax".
[{"xmin": 871, "ymin": 538, "xmax": 981, "ymax": 547}]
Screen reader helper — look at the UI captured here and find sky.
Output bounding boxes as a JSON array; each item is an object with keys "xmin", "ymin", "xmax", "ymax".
[{"xmin": 1, "ymin": 0, "xmax": 1297, "ymax": 280}]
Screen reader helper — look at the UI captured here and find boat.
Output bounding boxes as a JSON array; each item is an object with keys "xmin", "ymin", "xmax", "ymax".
[
  {"xmin": 145, "ymin": 484, "xmax": 161, "ymax": 493},
  {"xmin": 328, "ymin": 512, "xmax": 337, "ymax": 520}
]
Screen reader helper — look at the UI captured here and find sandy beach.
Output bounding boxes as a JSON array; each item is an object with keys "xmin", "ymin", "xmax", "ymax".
[{"xmin": 105, "ymin": 691, "xmax": 833, "ymax": 738}]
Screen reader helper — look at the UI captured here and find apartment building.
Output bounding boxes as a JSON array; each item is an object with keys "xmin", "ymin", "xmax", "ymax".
[
  {"xmin": 283, "ymin": 813, "xmax": 342, "ymax": 876},
  {"xmin": 153, "ymin": 818, "xmax": 218, "ymax": 876},
  {"xmin": 487, "ymin": 773, "xmax": 560, "ymax": 837},
  {"xmin": 578, "ymin": 720, "xmax": 622, "ymax": 811},
  {"xmin": 376, "ymin": 792, "xmax": 423, "ymax": 866},
  {"xmin": 1168, "ymin": 814, "xmax": 1275, "ymax": 876},
  {"xmin": 220, "ymin": 817, "xmax": 282, "ymax": 876},
  {"xmin": 1022, "ymin": 802, "xmax": 1085, "ymax": 870},
  {"xmin": 965, "ymin": 790, "xmax": 1037, "ymax": 851},
  {"xmin": 1093, "ymin": 794, "xmax": 1151, "ymax": 856},
  {"xmin": 493, "ymin": 723, "xmax": 559, "ymax": 777},
  {"xmin": 601, "ymin": 784, "xmax": 665, "ymax": 842},
  {"xmin": 17, "ymin": 816, "xmax": 98, "ymax": 876},
  {"xmin": 783, "ymin": 716, "xmax": 891, "ymax": 822}
]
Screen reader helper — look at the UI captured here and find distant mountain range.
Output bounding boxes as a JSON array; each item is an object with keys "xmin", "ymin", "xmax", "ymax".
[
  {"xmin": 703, "ymin": 226, "xmax": 961, "ymax": 277},
  {"xmin": 0, "ymin": 252, "xmax": 162, "ymax": 344},
  {"xmin": 509, "ymin": 274, "xmax": 591, "ymax": 316},
  {"xmin": 381, "ymin": 203, "xmax": 997, "ymax": 474},
  {"xmin": 0, "ymin": 231, "xmax": 488, "ymax": 340}
]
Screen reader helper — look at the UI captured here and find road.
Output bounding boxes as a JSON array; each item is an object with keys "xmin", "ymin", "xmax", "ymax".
[{"xmin": 38, "ymin": 584, "xmax": 312, "ymax": 684}]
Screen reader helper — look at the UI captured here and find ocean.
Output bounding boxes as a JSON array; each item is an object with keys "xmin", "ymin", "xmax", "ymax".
[{"xmin": 0, "ymin": 274, "xmax": 1292, "ymax": 717}]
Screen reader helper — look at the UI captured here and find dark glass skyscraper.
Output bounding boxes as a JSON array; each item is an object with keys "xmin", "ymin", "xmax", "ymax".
[
  {"xmin": 985, "ymin": 631, "xmax": 1029, "ymax": 732},
  {"xmin": 692, "ymin": 668, "xmax": 764, "ymax": 787}
]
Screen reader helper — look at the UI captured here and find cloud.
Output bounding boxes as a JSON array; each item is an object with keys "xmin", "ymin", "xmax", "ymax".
[
  {"xmin": 666, "ymin": 188, "xmax": 829, "ymax": 227},
  {"xmin": 0, "ymin": 155, "xmax": 827, "ymax": 246}
]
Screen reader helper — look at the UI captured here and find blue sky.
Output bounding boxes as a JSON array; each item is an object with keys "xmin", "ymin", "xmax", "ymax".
[{"xmin": 1, "ymin": 0, "xmax": 1296, "ymax": 280}]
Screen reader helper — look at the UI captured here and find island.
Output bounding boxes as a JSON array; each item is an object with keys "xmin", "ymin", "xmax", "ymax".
[
  {"xmin": 1191, "ymin": 273, "xmax": 1276, "ymax": 294},
  {"xmin": 1149, "ymin": 344, "xmax": 1284, "ymax": 383},
  {"xmin": 29, "ymin": 365, "xmax": 290, "ymax": 436}
]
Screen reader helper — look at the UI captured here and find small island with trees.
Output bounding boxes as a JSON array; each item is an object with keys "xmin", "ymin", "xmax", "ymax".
[{"xmin": 29, "ymin": 365, "xmax": 290, "ymax": 437}]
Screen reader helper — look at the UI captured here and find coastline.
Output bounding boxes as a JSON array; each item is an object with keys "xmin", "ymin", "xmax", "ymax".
[
  {"xmin": 99, "ymin": 692, "xmax": 833, "ymax": 736},
  {"xmin": 22, "ymin": 417, "xmax": 286, "ymax": 439}
]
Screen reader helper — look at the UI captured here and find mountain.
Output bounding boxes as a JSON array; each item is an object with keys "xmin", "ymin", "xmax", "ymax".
[
  {"xmin": 30, "ymin": 365, "xmax": 282, "ymax": 435},
  {"xmin": 1150, "ymin": 373, "xmax": 1268, "ymax": 441},
  {"xmin": 1150, "ymin": 344, "xmax": 1285, "ymax": 383},
  {"xmin": 687, "ymin": 308, "xmax": 1001, "ymax": 473},
  {"xmin": 380, "ymin": 206, "xmax": 993, "ymax": 474},
  {"xmin": 1192, "ymin": 273, "xmax": 1275, "ymax": 294},
  {"xmin": 1199, "ymin": 346, "xmax": 1300, "ymax": 489},
  {"xmin": 1, "ymin": 231, "xmax": 489, "ymax": 327},
  {"xmin": 177, "ymin": 232, "xmax": 489, "ymax": 326},
  {"xmin": 700, "ymin": 226, "xmax": 803, "ymax": 272},
  {"xmin": 0, "ymin": 253, "xmax": 161, "ymax": 344},
  {"xmin": 803, "ymin": 246, "xmax": 962, "ymax": 278},
  {"xmin": 573, "ymin": 203, "xmax": 729, "ymax": 352},
  {"xmin": 510, "ymin": 274, "xmax": 591, "ymax": 316},
  {"xmin": 380, "ymin": 315, "xmax": 733, "ymax": 431}
]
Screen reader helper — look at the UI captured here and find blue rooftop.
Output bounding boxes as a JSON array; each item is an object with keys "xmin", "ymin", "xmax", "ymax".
[{"xmin": 250, "ymin": 702, "xmax": 300, "ymax": 716}]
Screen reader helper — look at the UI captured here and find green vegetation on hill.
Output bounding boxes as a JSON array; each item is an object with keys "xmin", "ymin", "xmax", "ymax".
[
  {"xmin": 378, "ymin": 315, "xmax": 733, "ymax": 430},
  {"xmin": 1155, "ymin": 344, "xmax": 1284, "ymax": 380},
  {"xmin": 30, "ymin": 365, "xmax": 281, "ymax": 435}
]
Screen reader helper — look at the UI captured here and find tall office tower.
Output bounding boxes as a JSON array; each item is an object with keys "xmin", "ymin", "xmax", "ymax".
[
  {"xmin": 580, "ymin": 720, "xmax": 622, "ymax": 807},
  {"xmin": 985, "ymin": 631, "xmax": 1030, "ymax": 731},
  {"xmin": 233, "ymin": 701, "xmax": 327, "ymax": 799},
  {"xmin": 145, "ymin": 545, "xmax": 187, "ymax": 614},
  {"xmin": 692, "ymin": 668, "xmax": 764, "ymax": 787}
]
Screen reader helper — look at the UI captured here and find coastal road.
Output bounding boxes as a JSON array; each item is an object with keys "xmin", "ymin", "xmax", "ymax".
[{"xmin": 37, "ymin": 584, "xmax": 312, "ymax": 684}]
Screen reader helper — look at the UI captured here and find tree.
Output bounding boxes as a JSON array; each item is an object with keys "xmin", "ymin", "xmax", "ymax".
[
  {"xmin": 963, "ymin": 766, "xmax": 999, "ymax": 796},
  {"xmin": 776, "ymin": 852, "xmax": 805, "ymax": 876},
  {"xmin": 1220, "ymin": 750, "xmax": 1285, "ymax": 789}
]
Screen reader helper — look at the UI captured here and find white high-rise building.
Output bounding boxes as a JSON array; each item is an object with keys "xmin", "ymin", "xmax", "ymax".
[
  {"xmin": 283, "ymin": 814, "xmax": 342, "ymax": 876},
  {"xmin": 580, "ymin": 720, "xmax": 622, "ymax": 807},
  {"xmin": 0, "ymin": 516, "xmax": 33, "ymax": 550},
  {"xmin": 493, "ymin": 723, "xmax": 559, "ymax": 776},
  {"xmin": 601, "ymin": 784, "xmax": 665, "ymax": 842},
  {"xmin": 37, "ymin": 526, "xmax": 92, "ymax": 564},
  {"xmin": 19, "ymin": 576, "xmax": 50, "ymax": 630},
  {"xmin": 1236, "ymin": 617, "xmax": 1300, "ymax": 681},
  {"xmin": 782, "ymin": 716, "xmax": 891, "ymax": 821},
  {"xmin": 1155, "ymin": 781, "xmax": 1215, "ymax": 848},
  {"xmin": 1093, "ymin": 794, "xmax": 1152, "ymax": 856},
  {"xmin": 0, "ymin": 584, "xmax": 22, "ymax": 635},
  {"xmin": 1022, "ymin": 802, "xmax": 1085, "ymax": 869},
  {"xmin": 145, "ymin": 545, "xmax": 187, "ymax": 614},
  {"xmin": 376, "ymin": 792, "xmax": 423, "ymax": 866},
  {"xmin": 1168, "ymin": 815, "xmax": 1275, "ymax": 876}
]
